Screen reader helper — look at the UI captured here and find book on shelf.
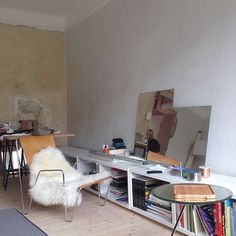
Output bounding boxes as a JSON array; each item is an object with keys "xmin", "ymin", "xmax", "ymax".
[
  {"xmin": 111, "ymin": 168, "xmax": 127, "ymax": 178},
  {"xmin": 192, "ymin": 206, "xmax": 205, "ymax": 234},
  {"xmin": 111, "ymin": 168, "xmax": 126, "ymax": 174},
  {"xmin": 186, "ymin": 205, "xmax": 194, "ymax": 232},
  {"xmin": 109, "ymin": 148, "xmax": 126, "ymax": 155},
  {"xmin": 109, "ymin": 169, "xmax": 128, "ymax": 202},
  {"xmin": 224, "ymin": 199, "xmax": 234, "ymax": 236},
  {"xmin": 197, "ymin": 205, "xmax": 215, "ymax": 236},
  {"xmin": 148, "ymin": 194, "xmax": 171, "ymax": 208},
  {"xmin": 108, "ymin": 191, "xmax": 128, "ymax": 202},
  {"xmin": 176, "ymin": 205, "xmax": 192, "ymax": 231},
  {"xmin": 176, "ymin": 204, "xmax": 184, "ymax": 228},
  {"xmin": 145, "ymin": 201, "xmax": 171, "ymax": 214},
  {"xmin": 214, "ymin": 202, "xmax": 223, "ymax": 236},
  {"xmin": 111, "ymin": 178, "xmax": 127, "ymax": 187},
  {"xmin": 145, "ymin": 199, "xmax": 171, "ymax": 211},
  {"xmin": 146, "ymin": 208, "xmax": 172, "ymax": 221},
  {"xmin": 109, "ymin": 186, "xmax": 127, "ymax": 195},
  {"xmin": 189, "ymin": 200, "xmax": 236, "ymax": 236},
  {"xmin": 233, "ymin": 201, "xmax": 236, "ymax": 236}
]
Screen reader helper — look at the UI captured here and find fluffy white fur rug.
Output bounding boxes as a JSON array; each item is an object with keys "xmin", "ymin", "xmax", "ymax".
[{"xmin": 29, "ymin": 147, "xmax": 110, "ymax": 207}]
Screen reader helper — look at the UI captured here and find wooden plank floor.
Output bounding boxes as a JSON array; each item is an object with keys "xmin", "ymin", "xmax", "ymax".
[{"xmin": 0, "ymin": 177, "xmax": 184, "ymax": 236}]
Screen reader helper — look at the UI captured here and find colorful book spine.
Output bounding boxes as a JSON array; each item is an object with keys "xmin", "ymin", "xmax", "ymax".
[
  {"xmin": 229, "ymin": 206, "xmax": 234, "ymax": 236},
  {"xmin": 225, "ymin": 199, "xmax": 233, "ymax": 236},
  {"xmin": 197, "ymin": 206, "xmax": 214, "ymax": 236},
  {"xmin": 215, "ymin": 202, "xmax": 223, "ymax": 236},
  {"xmin": 179, "ymin": 204, "xmax": 184, "ymax": 228}
]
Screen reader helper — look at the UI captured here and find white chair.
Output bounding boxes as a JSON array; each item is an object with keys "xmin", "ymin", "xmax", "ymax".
[{"xmin": 19, "ymin": 135, "xmax": 111, "ymax": 222}]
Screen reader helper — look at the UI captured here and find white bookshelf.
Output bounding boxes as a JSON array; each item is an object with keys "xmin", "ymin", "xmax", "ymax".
[{"xmin": 59, "ymin": 146, "xmax": 236, "ymax": 236}]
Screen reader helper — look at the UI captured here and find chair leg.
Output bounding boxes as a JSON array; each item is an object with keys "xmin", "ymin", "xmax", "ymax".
[
  {"xmin": 15, "ymin": 140, "xmax": 25, "ymax": 214},
  {"xmin": 65, "ymin": 205, "xmax": 69, "ymax": 222},
  {"xmin": 27, "ymin": 197, "xmax": 33, "ymax": 215},
  {"xmin": 99, "ymin": 180, "xmax": 111, "ymax": 206},
  {"xmin": 64, "ymin": 190, "xmax": 81, "ymax": 222},
  {"xmin": 98, "ymin": 182, "xmax": 101, "ymax": 202}
]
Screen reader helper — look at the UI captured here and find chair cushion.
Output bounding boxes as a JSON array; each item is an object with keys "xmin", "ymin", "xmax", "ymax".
[{"xmin": 29, "ymin": 147, "xmax": 109, "ymax": 207}]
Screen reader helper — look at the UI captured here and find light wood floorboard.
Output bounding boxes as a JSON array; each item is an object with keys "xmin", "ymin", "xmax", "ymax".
[{"xmin": 0, "ymin": 177, "xmax": 184, "ymax": 236}]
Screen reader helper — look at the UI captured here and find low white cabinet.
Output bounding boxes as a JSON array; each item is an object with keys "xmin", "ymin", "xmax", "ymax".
[{"xmin": 60, "ymin": 146, "xmax": 236, "ymax": 236}]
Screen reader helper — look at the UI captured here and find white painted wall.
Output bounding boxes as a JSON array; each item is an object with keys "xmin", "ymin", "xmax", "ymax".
[
  {"xmin": 166, "ymin": 107, "xmax": 210, "ymax": 166},
  {"xmin": 66, "ymin": 0, "xmax": 236, "ymax": 176}
]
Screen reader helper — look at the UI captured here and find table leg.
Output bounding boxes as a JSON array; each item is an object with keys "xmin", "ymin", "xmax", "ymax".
[
  {"xmin": 15, "ymin": 140, "xmax": 25, "ymax": 214},
  {"xmin": 2, "ymin": 142, "xmax": 6, "ymax": 188},
  {"xmin": 171, "ymin": 204, "xmax": 185, "ymax": 236},
  {"xmin": 0, "ymin": 142, "xmax": 3, "ymax": 175},
  {"xmin": 4, "ymin": 140, "xmax": 14, "ymax": 190}
]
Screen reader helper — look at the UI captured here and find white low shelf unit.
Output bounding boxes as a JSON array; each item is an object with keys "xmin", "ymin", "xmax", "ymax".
[{"xmin": 59, "ymin": 146, "xmax": 236, "ymax": 236}]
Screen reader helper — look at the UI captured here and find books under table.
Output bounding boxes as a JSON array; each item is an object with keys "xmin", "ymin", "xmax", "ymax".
[
  {"xmin": 145, "ymin": 199, "xmax": 172, "ymax": 221},
  {"xmin": 174, "ymin": 184, "xmax": 216, "ymax": 201},
  {"xmin": 148, "ymin": 194, "xmax": 171, "ymax": 209}
]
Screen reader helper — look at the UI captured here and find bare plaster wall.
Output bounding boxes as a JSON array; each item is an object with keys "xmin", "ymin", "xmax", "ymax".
[
  {"xmin": 66, "ymin": 0, "xmax": 236, "ymax": 176},
  {"xmin": 0, "ymin": 23, "xmax": 66, "ymax": 134}
]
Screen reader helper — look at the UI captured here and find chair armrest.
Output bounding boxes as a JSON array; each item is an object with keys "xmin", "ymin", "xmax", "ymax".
[
  {"xmin": 34, "ymin": 169, "xmax": 65, "ymax": 186},
  {"xmin": 78, "ymin": 176, "xmax": 111, "ymax": 190},
  {"xmin": 74, "ymin": 160, "xmax": 99, "ymax": 172}
]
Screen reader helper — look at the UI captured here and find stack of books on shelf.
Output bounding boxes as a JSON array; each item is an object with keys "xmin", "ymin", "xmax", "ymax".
[
  {"xmin": 176, "ymin": 204, "xmax": 205, "ymax": 233},
  {"xmin": 109, "ymin": 168, "xmax": 128, "ymax": 202},
  {"xmin": 198, "ymin": 200, "xmax": 235, "ymax": 236},
  {"xmin": 132, "ymin": 176, "xmax": 168, "ymax": 212},
  {"xmin": 177, "ymin": 199, "xmax": 235, "ymax": 235},
  {"xmin": 145, "ymin": 193, "xmax": 172, "ymax": 221}
]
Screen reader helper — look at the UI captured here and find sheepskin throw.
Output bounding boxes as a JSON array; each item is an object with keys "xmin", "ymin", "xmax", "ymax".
[{"xmin": 29, "ymin": 147, "xmax": 109, "ymax": 207}]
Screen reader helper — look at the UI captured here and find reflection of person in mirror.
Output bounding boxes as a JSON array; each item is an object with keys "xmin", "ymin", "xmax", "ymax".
[{"xmin": 145, "ymin": 129, "xmax": 160, "ymax": 153}]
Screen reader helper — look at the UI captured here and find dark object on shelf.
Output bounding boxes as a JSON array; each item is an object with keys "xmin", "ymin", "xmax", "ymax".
[
  {"xmin": 170, "ymin": 166, "xmax": 187, "ymax": 176},
  {"xmin": 112, "ymin": 138, "xmax": 126, "ymax": 149},
  {"xmin": 147, "ymin": 170, "xmax": 163, "ymax": 174},
  {"xmin": 132, "ymin": 177, "xmax": 167, "ymax": 210},
  {"xmin": 181, "ymin": 168, "xmax": 202, "ymax": 182}
]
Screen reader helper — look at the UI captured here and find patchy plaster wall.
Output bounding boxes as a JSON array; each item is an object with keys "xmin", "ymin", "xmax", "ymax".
[{"xmin": 0, "ymin": 23, "xmax": 66, "ymax": 133}]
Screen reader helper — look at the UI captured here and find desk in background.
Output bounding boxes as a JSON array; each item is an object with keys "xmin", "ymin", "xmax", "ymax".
[
  {"xmin": 134, "ymin": 140, "xmax": 147, "ymax": 158},
  {"xmin": 0, "ymin": 133, "xmax": 74, "ymax": 190},
  {"xmin": 0, "ymin": 133, "xmax": 29, "ymax": 190}
]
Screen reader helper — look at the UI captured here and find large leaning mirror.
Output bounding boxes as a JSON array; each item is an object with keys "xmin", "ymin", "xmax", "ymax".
[{"xmin": 134, "ymin": 89, "xmax": 211, "ymax": 168}]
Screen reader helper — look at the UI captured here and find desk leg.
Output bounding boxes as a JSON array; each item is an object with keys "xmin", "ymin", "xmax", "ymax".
[
  {"xmin": 2, "ymin": 143, "xmax": 6, "ymax": 188},
  {"xmin": 171, "ymin": 204, "xmax": 185, "ymax": 236},
  {"xmin": 15, "ymin": 140, "xmax": 25, "ymax": 214},
  {"xmin": 4, "ymin": 140, "xmax": 15, "ymax": 190},
  {"xmin": 0, "ymin": 142, "xmax": 3, "ymax": 175}
]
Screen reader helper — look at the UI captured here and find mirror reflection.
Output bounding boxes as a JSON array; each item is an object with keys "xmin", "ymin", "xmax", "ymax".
[{"xmin": 134, "ymin": 89, "xmax": 211, "ymax": 168}]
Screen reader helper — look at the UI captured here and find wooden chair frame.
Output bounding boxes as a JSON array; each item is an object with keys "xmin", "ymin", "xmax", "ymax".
[
  {"xmin": 147, "ymin": 151, "xmax": 181, "ymax": 167},
  {"xmin": 16, "ymin": 135, "xmax": 111, "ymax": 222}
]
